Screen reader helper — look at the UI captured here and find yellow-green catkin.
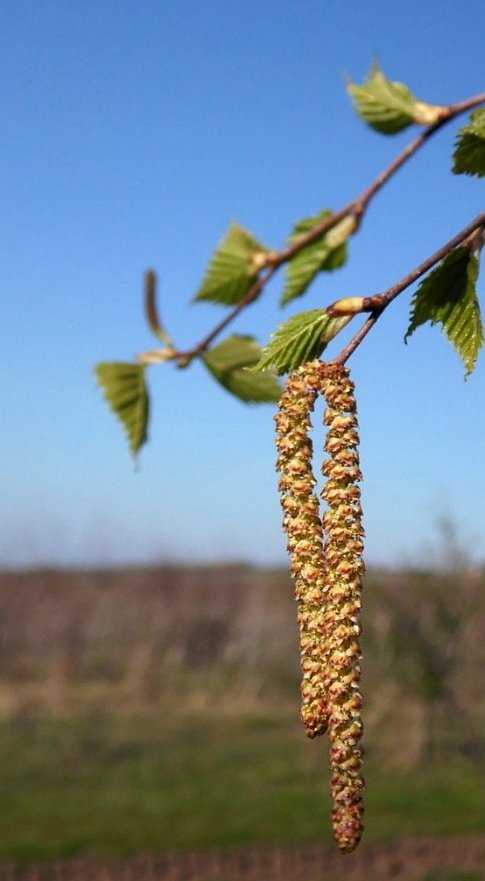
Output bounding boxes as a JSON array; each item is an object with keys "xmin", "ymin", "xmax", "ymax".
[
  {"xmin": 320, "ymin": 363, "xmax": 365, "ymax": 854},
  {"xmin": 275, "ymin": 360, "xmax": 365, "ymax": 853},
  {"xmin": 274, "ymin": 360, "xmax": 329, "ymax": 738}
]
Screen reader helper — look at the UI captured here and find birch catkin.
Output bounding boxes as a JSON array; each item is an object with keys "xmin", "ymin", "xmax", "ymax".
[
  {"xmin": 275, "ymin": 361, "xmax": 329, "ymax": 737},
  {"xmin": 320, "ymin": 364, "xmax": 365, "ymax": 854},
  {"xmin": 275, "ymin": 360, "xmax": 365, "ymax": 854}
]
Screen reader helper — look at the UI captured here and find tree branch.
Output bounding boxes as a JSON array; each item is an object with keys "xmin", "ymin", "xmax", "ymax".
[
  {"xmin": 333, "ymin": 211, "xmax": 485, "ymax": 365},
  {"xmin": 160, "ymin": 89, "xmax": 485, "ymax": 367}
]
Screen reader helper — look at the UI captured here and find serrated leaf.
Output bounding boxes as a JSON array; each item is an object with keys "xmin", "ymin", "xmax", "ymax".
[
  {"xmin": 405, "ymin": 247, "xmax": 484, "ymax": 376},
  {"xmin": 256, "ymin": 310, "xmax": 354, "ymax": 375},
  {"xmin": 346, "ymin": 65, "xmax": 445, "ymax": 134},
  {"xmin": 193, "ymin": 222, "xmax": 269, "ymax": 306},
  {"xmin": 94, "ymin": 362, "xmax": 149, "ymax": 457},
  {"xmin": 452, "ymin": 107, "xmax": 485, "ymax": 178},
  {"xmin": 281, "ymin": 212, "xmax": 353, "ymax": 306},
  {"xmin": 202, "ymin": 335, "xmax": 281, "ymax": 402}
]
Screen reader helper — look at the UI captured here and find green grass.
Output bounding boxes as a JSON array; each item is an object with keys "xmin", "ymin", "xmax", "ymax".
[{"xmin": 0, "ymin": 708, "xmax": 483, "ymax": 861}]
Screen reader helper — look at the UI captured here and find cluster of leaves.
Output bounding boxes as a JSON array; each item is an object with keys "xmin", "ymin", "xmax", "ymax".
[{"xmin": 95, "ymin": 64, "xmax": 485, "ymax": 459}]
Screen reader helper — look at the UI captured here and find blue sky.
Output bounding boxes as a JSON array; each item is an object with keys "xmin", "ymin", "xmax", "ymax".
[{"xmin": 1, "ymin": 0, "xmax": 484, "ymax": 568}]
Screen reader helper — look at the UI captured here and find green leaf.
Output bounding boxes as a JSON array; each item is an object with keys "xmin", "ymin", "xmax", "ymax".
[
  {"xmin": 347, "ymin": 65, "xmax": 446, "ymax": 134},
  {"xmin": 202, "ymin": 335, "xmax": 281, "ymax": 402},
  {"xmin": 405, "ymin": 246, "xmax": 484, "ymax": 376},
  {"xmin": 452, "ymin": 107, "xmax": 485, "ymax": 178},
  {"xmin": 94, "ymin": 362, "xmax": 149, "ymax": 457},
  {"xmin": 281, "ymin": 212, "xmax": 353, "ymax": 306},
  {"xmin": 256, "ymin": 309, "xmax": 354, "ymax": 375},
  {"xmin": 193, "ymin": 222, "xmax": 270, "ymax": 306}
]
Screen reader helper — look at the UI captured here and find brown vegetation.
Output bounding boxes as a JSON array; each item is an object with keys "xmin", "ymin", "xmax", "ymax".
[
  {"xmin": 0, "ymin": 564, "xmax": 483, "ymax": 766},
  {"xmin": 0, "ymin": 834, "xmax": 484, "ymax": 880},
  {"xmin": 0, "ymin": 565, "xmax": 484, "ymax": 878}
]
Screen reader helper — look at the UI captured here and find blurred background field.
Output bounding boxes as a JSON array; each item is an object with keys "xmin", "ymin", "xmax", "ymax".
[{"xmin": 0, "ymin": 564, "xmax": 483, "ymax": 866}]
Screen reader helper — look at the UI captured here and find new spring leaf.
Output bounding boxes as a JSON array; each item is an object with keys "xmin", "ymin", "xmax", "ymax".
[
  {"xmin": 202, "ymin": 335, "xmax": 281, "ymax": 402},
  {"xmin": 256, "ymin": 309, "xmax": 354, "ymax": 375},
  {"xmin": 347, "ymin": 65, "xmax": 447, "ymax": 134},
  {"xmin": 405, "ymin": 245, "xmax": 484, "ymax": 376},
  {"xmin": 193, "ymin": 222, "xmax": 270, "ymax": 306},
  {"xmin": 452, "ymin": 107, "xmax": 485, "ymax": 178},
  {"xmin": 94, "ymin": 362, "xmax": 149, "ymax": 458},
  {"xmin": 281, "ymin": 213, "xmax": 353, "ymax": 306}
]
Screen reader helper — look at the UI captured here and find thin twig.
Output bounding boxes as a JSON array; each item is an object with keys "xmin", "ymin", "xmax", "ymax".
[
  {"xmin": 356, "ymin": 92, "xmax": 485, "ymax": 208},
  {"xmin": 177, "ymin": 265, "xmax": 279, "ymax": 365},
  {"xmin": 333, "ymin": 211, "xmax": 485, "ymax": 365}
]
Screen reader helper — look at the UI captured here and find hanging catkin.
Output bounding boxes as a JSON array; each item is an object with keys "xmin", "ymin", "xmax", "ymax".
[
  {"xmin": 275, "ymin": 360, "xmax": 365, "ymax": 854},
  {"xmin": 275, "ymin": 360, "xmax": 330, "ymax": 737},
  {"xmin": 319, "ymin": 364, "xmax": 365, "ymax": 854}
]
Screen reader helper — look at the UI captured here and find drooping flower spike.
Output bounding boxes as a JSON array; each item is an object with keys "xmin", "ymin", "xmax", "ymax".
[
  {"xmin": 319, "ymin": 364, "xmax": 365, "ymax": 854},
  {"xmin": 275, "ymin": 361, "xmax": 330, "ymax": 737},
  {"xmin": 275, "ymin": 360, "xmax": 365, "ymax": 854}
]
